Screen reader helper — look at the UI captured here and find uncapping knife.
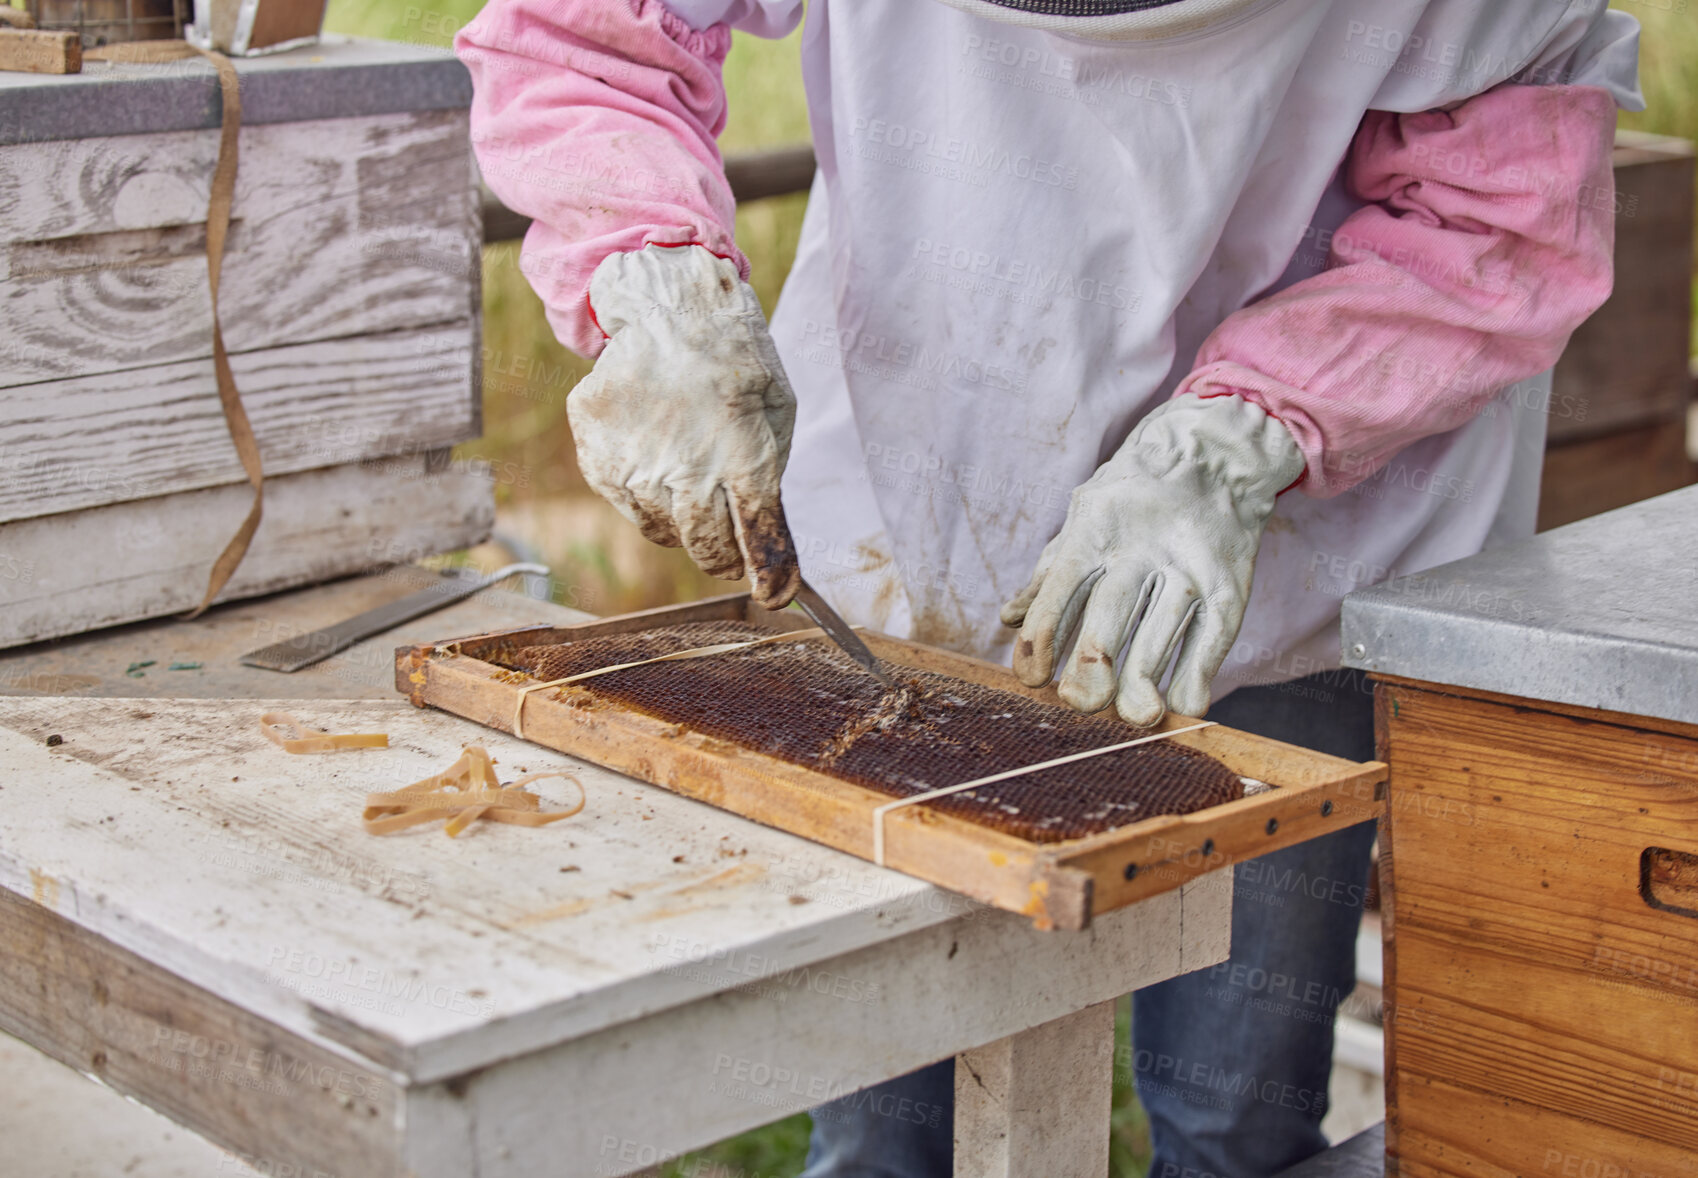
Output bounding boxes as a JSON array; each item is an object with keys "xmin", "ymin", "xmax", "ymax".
[
  {"xmin": 791, "ymin": 577, "xmax": 897, "ymax": 689},
  {"xmin": 239, "ymin": 563, "xmax": 548, "ymax": 672}
]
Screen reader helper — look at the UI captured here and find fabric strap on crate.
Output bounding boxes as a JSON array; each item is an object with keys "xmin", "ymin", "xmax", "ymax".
[
  {"xmin": 85, "ymin": 41, "xmax": 264, "ymax": 617},
  {"xmin": 870, "ymin": 720, "xmax": 1217, "ymax": 867}
]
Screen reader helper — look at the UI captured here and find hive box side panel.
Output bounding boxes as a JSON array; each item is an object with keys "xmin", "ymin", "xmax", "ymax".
[
  {"xmin": 0, "ymin": 108, "xmax": 480, "ymax": 520},
  {"xmin": 1379, "ymin": 681, "xmax": 1698, "ymax": 1174},
  {"xmin": 0, "ymin": 453, "xmax": 493, "ymax": 648}
]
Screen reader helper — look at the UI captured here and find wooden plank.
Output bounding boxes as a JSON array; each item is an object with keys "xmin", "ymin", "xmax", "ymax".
[
  {"xmin": 1537, "ymin": 419, "xmax": 1698, "ymax": 532},
  {"xmin": 0, "ymin": 452, "xmax": 492, "ymax": 647},
  {"xmin": 0, "ymin": 108, "xmax": 477, "ymax": 387},
  {"xmin": 400, "ymin": 598, "xmax": 1387, "ymax": 929},
  {"xmin": 1370, "ymin": 672, "xmax": 1698, "ymax": 744},
  {"xmin": 0, "ymin": 884, "xmax": 403, "ymax": 1178},
  {"xmin": 1391, "ymin": 1076, "xmax": 1697, "ymax": 1178},
  {"xmin": 0, "ymin": 565, "xmax": 590, "ymax": 703},
  {"xmin": 1379, "ymin": 681, "xmax": 1698, "ymax": 1173},
  {"xmin": 1548, "ymin": 135, "xmax": 1694, "ymax": 445},
  {"xmin": 0, "ymin": 698, "xmax": 990, "ymax": 1082},
  {"xmin": 0, "ymin": 323, "xmax": 477, "ymax": 522},
  {"xmin": 952, "ymin": 1000, "xmax": 1115, "ymax": 1178},
  {"xmin": 479, "ymin": 145, "xmax": 816, "ymax": 242},
  {"xmin": 396, "ymin": 874, "xmax": 1227, "ymax": 1177},
  {"xmin": 0, "ymin": 28, "xmax": 78, "ymax": 74}
]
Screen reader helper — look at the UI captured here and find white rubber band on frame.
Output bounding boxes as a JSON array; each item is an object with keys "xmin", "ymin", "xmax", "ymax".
[{"xmin": 870, "ymin": 721, "xmax": 1217, "ymax": 867}]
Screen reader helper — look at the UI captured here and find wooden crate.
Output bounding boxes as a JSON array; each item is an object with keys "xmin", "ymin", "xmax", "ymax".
[
  {"xmin": 0, "ymin": 40, "xmax": 485, "ymax": 647},
  {"xmin": 1376, "ymin": 677, "xmax": 1698, "ymax": 1176},
  {"xmin": 397, "ymin": 594, "xmax": 1387, "ymax": 930},
  {"xmin": 1539, "ymin": 131, "xmax": 1697, "ymax": 529}
]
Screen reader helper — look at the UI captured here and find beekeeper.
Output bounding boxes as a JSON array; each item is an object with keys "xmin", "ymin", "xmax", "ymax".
[{"xmin": 457, "ymin": 0, "xmax": 1640, "ymax": 1173}]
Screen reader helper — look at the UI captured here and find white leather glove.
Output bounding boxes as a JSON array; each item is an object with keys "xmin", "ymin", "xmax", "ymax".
[
  {"xmin": 1000, "ymin": 394, "xmax": 1305, "ymax": 725},
  {"xmin": 571, "ymin": 244, "xmax": 801, "ymax": 607}
]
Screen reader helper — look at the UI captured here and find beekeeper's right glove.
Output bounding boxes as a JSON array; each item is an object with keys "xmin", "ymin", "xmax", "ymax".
[{"xmin": 570, "ymin": 244, "xmax": 801, "ymax": 608}]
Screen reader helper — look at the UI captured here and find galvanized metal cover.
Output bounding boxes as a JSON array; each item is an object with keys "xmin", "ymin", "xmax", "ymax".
[
  {"xmin": 0, "ymin": 34, "xmax": 470, "ymax": 146},
  {"xmin": 1341, "ymin": 485, "xmax": 1698, "ymax": 726}
]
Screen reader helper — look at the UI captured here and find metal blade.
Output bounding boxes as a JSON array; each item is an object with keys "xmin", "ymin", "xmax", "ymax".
[
  {"xmin": 239, "ymin": 563, "xmax": 549, "ymax": 672},
  {"xmin": 791, "ymin": 578, "xmax": 896, "ymax": 689}
]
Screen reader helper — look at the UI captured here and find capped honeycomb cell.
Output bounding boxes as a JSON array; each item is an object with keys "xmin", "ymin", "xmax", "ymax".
[{"xmin": 510, "ymin": 621, "xmax": 1242, "ymax": 843}]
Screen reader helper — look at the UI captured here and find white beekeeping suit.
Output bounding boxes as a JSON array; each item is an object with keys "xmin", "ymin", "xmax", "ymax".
[{"xmin": 459, "ymin": 0, "xmax": 1638, "ymax": 717}]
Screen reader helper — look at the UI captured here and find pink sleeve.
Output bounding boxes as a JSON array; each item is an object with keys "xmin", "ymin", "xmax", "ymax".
[
  {"xmin": 1175, "ymin": 83, "xmax": 1619, "ymax": 497},
  {"xmin": 455, "ymin": 0, "xmax": 745, "ymax": 358}
]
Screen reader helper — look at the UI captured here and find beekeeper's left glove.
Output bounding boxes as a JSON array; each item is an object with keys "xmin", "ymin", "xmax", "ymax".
[
  {"xmin": 570, "ymin": 244, "xmax": 800, "ymax": 608},
  {"xmin": 1000, "ymin": 394, "xmax": 1304, "ymax": 725}
]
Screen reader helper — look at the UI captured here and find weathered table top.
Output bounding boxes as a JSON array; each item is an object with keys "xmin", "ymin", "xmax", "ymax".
[
  {"xmin": 0, "ymin": 34, "xmax": 471, "ymax": 147},
  {"xmin": 1341, "ymin": 485, "xmax": 1698, "ymax": 725},
  {"xmin": 0, "ymin": 569, "xmax": 1229, "ymax": 1176}
]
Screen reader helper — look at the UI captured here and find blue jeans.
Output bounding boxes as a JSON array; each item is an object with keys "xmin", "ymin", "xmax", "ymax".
[{"xmin": 801, "ymin": 670, "xmax": 1380, "ymax": 1178}]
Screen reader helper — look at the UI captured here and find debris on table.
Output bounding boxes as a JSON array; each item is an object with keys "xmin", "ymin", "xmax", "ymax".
[
  {"xmin": 260, "ymin": 712, "xmax": 389, "ymax": 754},
  {"xmin": 362, "ymin": 745, "xmax": 585, "ymax": 838},
  {"xmin": 124, "ymin": 660, "xmax": 156, "ymax": 678}
]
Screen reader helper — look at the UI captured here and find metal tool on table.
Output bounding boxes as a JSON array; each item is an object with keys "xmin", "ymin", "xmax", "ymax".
[
  {"xmin": 240, "ymin": 563, "xmax": 549, "ymax": 672},
  {"xmin": 791, "ymin": 577, "xmax": 896, "ymax": 689}
]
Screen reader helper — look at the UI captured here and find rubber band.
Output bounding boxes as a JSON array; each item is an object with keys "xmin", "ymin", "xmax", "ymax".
[
  {"xmin": 362, "ymin": 745, "xmax": 585, "ymax": 837},
  {"xmin": 261, "ymin": 712, "xmax": 389, "ymax": 754},
  {"xmin": 870, "ymin": 721, "xmax": 1217, "ymax": 867},
  {"xmin": 510, "ymin": 626, "xmax": 843, "ymax": 739}
]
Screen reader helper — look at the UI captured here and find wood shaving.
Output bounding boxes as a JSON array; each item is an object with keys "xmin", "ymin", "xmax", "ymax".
[
  {"xmin": 260, "ymin": 712, "xmax": 389, "ymax": 754},
  {"xmin": 362, "ymin": 745, "xmax": 585, "ymax": 838}
]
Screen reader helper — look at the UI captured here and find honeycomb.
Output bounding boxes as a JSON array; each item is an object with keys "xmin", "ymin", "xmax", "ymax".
[{"xmin": 509, "ymin": 621, "xmax": 1242, "ymax": 844}]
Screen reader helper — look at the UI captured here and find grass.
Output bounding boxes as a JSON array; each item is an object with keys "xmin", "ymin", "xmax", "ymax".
[{"xmin": 319, "ymin": 2, "xmax": 1695, "ymax": 1173}]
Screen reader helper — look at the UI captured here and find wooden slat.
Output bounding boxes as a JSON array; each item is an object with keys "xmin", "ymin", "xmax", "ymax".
[
  {"xmin": 1380, "ymin": 681, "xmax": 1698, "ymax": 1173},
  {"xmin": 0, "ymin": 27, "xmax": 78, "ymax": 73},
  {"xmin": 953, "ymin": 1000, "xmax": 1115, "ymax": 1178},
  {"xmin": 1548, "ymin": 134, "xmax": 1695, "ymax": 445},
  {"xmin": 0, "ymin": 108, "xmax": 477, "ymax": 387},
  {"xmin": 1537, "ymin": 418, "xmax": 1698, "ymax": 532},
  {"xmin": 0, "ymin": 323, "xmax": 477, "ymax": 522},
  {"xmin": 1370, "ymin": 672, "xmax": 1698, "ymax": 744},
  {"xmin": 0, "ymin": 884, "xmax": 403, "ymax": 1178},
  {"xmin": 400, "ymin": 596, "xmax": 1387, "ymax": 929},
  {"xmin": 0, "ymin": 452, "xmax": 492, "ymax": 647},
  {"xmin": 479, "ymin": 145, "xmax": 816, "ymax": 243}
]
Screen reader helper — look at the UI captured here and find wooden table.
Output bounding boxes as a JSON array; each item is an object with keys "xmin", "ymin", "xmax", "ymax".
[
  {"xmin": 1342, "ymin": 486, "xmax": 1698, "ymax": 1176},
  {"xmin": 0, "ymin": 568, "xmax": 1231, "ymax": 1178}
]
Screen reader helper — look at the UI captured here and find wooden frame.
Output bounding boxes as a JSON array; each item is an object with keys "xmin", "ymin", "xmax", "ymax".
[{"xmin": 397, "ymin": 594, "xmax": 1386, "ymax": 930}]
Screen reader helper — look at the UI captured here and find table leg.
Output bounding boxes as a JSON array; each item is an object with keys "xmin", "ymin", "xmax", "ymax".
[{"xmin": 952, "ymin": 998, "xmax": 1116, "ymax": 1178}]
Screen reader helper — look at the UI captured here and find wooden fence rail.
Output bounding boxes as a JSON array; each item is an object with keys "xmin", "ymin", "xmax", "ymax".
[{"xmin": 480, "ymin": 144, "xmax": 817, "ymax": 243}]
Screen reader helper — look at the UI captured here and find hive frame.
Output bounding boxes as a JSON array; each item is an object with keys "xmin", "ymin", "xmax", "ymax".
[{"xmin": 397, "ymin": 594, "xmax": 1387, "ymax": 930}]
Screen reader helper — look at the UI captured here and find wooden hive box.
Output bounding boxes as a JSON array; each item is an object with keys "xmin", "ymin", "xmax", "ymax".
[
  {"xmin": 1343, "ymin": 486, "xmax": 1698, "ymax": 1176},
  {"xmin": 0, "ymin": 36, "xmax": 490, "ymax": 647}
]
